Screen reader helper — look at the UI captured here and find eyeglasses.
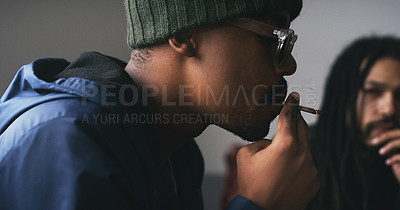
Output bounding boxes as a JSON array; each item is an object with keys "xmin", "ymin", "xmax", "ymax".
[{"xmin": 226, "ymin": 17, "xmax": 297, "ymax": 67}]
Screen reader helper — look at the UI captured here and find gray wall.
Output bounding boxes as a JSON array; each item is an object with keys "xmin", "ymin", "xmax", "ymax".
[
  {"xmin": 1, "ymin": 1, "xmax": 400, "ymax": 207},
  {"xmin": 0, "ymin": 0, "xmax": 131, "ymax": 95}
]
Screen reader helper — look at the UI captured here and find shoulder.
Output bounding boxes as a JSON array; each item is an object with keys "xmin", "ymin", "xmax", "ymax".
[
  {"xmin": 0, "ymin": 114, "xmax": 141, "ymax": 209},
  {"xmin": 0, "ymin": 96, "xmax": 125, "ymax": 163},
  {"xmin": 2, "ymin": 97, "xmax": 102, "ymax": 138}
]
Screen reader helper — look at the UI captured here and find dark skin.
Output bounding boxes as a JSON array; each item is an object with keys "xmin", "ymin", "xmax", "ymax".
[{"xmin": 125, "ymin": 10, "xmax": 319, "ymax": 209}]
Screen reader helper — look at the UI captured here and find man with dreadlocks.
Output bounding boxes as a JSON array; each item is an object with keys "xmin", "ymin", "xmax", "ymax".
[{"xmin": 308, "ymin": 36, "xmax": 400, "ymax": 210}]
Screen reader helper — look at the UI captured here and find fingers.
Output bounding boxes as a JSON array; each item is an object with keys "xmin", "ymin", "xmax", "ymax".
[
  {"xmin": 386, "ymin": 154, "xmax": 400, "ymax": 166},
  {"xmin": 237, "ymin": 139, "xmax": 273, "ymax": 158},
  {"xmin": 370, "ymin": 129, "xmax": 400, "ymax": 146},
  {"xmin": 276, "ymin": 92, "xmax": 300, "ymax": 140},
  {"xmin": 370, "ymin": 129, "xmax": 400, "ymax": 166},
  {"xmin": 379, "ymin": 139, "xmax": 400, "ymax": 156},
  {"xmin": 297, "ymin": 111, "xmax": 309, "ymax": 147},
  {"xmin": 235, "ymin": 94, "xmax": 319, "ymax": 209},
  {"xmin": 275, "ymin": 92, "xmax": 309, "ymax": 148}
]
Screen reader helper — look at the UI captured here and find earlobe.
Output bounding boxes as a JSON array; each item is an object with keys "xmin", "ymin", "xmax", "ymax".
[{"xmin": 168, "ymin": 34, "xmax": 196, "ymax": 57}]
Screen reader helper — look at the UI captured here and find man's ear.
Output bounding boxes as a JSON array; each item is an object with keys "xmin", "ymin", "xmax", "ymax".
[{"xmin": 168, "ymin": 33, "xmax": 196, "ymax": 57}]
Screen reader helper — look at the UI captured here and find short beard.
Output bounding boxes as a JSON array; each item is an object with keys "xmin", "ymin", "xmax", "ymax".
[
  {"xmin": 257, "ymin": 79, "xmax": 288, "ymax": 106},
  {"xmin": 220, "ymin": 112, "xmax": 271, "ymax": 142},
  {"xmin": 215, "ymin": 80, "xmax": 287, "ymax": 142},
  {"xmin": 364, "ymin": 116, "xmax": 400, "ymax": 140}
]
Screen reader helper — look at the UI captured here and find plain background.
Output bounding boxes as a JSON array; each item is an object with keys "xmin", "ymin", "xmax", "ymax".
[{"xmin": 1, "ymin": 0, "xmax": 400, "ymax": 208}]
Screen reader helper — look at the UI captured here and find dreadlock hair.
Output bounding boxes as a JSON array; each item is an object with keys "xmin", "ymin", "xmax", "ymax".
[{"xmin": 309, "ymin": 36, "xmax": 400, "ymax": 210}]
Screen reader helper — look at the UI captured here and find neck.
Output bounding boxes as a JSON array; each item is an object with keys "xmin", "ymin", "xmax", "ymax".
[
  {"xmin": 154, "ymin": 120, "xmax": 205, "ymax": 159},
  {"xmin": 124, "ymin": 52, "xmax": 207, "ymax": 159}
]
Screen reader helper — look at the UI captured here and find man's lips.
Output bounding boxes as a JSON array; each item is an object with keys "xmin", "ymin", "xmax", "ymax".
[
  {"xmin": 271, "ymin": 88, "xmax": 287, "ymax": 116},
  {"xmin": 272, "ymin": 78, "xmax": 288, "ymax": 106},
  {"xmin": 259, "ymin": 78, "xmax": 287, "ymax": 108},
  {"xmin": 259, "ymin": 87, "xmax": 287, "ymax": 106},
  {"xmin": 273, "ymin": 86, "xmax": 287, "ymax": 106},
  {"xmin": 275, "ymin": 90, "xmax": 287, "ymax": 104},
  {"xmin": 370, "ymin": 123, "xmax": 394, "ymax": 137}
]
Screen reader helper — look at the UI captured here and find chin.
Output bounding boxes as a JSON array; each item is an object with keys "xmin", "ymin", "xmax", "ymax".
[
  {"xmin": 217, "ymin": 104, "xmax": 278, "ymax": 142},
  {"xmin": 220, "ymin": 120, "xmax": 272, "ymax": 142},
  {"xmin": 237, "ymin": 130, "xmax": 270, "ymax": 142}
]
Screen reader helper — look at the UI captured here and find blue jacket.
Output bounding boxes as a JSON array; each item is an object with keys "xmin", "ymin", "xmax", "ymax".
[{"xmin": 0, "ymin": 52, "xmax": 260, "ymax": 210}]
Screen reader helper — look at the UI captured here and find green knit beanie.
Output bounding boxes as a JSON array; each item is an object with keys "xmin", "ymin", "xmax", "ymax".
[{"xmin": 125, "ymin": 0, "xmax": 302, "ymax": 49}]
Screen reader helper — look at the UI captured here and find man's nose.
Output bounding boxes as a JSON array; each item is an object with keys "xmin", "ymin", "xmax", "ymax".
[
  {"xmin": 274, "ymin": 54, "xmax": 297, "ymax": 76},
  {"xmin": 379, "ymin": 92, "xmax": 396, "ymax": 117}
]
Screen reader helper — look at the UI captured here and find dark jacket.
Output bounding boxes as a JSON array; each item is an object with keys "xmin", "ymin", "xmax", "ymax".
[
  {"xmin": 0, "ymin": 52, "xmax": 260, "ymax": 210},
  {"xmin": 0, "ymin": 52, "xmax": 205, "ymax": 210}
]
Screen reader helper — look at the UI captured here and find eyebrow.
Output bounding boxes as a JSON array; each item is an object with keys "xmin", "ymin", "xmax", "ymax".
[
  {"xmin": 365, "ymin": 80, "xmax": 400, "ymax": 93},
  {"xmin": 365, "ymin": 80, "xmax": 387, "ymax": 88}
]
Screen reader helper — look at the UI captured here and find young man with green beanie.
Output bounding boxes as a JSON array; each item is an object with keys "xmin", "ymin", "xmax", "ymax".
[{"xmin": 0, "ymin": 0, "xmax": 319, "ymax": 209}]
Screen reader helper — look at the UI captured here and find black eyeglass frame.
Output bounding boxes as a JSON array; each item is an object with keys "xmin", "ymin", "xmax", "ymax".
[{"xmin": 226, "ymin": 17, "xmax": 298, "ymax": 67}]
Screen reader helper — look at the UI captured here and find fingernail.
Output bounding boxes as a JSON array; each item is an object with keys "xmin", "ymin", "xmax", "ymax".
[
  {"xmin": 292, "ymin": 92, "xmax": 300, "ymax": 102},
  {"xmin": 371, "ymin": 137, "xmax": 379, "ymax": 145},
  {"xmin": 386, "ymin": 159, "xmax": 391, "ymax": 165},
  {"xmin": 379, "ymin": 147, "xmax": 386, "ymax": 155}
]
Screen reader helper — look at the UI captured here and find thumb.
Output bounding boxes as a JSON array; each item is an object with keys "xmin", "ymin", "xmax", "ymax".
[
  {"xmin": 237, "ymin": 139, "xmax": 273, "ymax": 158},
  {"xmin": 276, "ymin": 92, "xmax": 300, "ymax": 139}
]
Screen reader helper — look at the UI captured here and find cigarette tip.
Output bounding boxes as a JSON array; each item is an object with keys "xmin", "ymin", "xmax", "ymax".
[{"xmin": 297, "ymin": 105, "xmax": 322, "ymax": 115}]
